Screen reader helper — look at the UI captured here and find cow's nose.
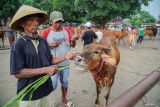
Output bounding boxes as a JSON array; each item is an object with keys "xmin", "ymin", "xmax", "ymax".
[{"xmin": 74, "ymin": 55, "xmax": 83, "ymax": 62}]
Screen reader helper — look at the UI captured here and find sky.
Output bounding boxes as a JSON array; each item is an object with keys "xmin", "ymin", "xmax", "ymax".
[{"xmin": 141, "ymin": 0, "xmax": 160, "ymax": 19}]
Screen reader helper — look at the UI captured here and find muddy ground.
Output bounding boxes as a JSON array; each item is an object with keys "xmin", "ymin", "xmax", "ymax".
[{"xmin": 0, "ymin": 35, "xmax": 160, "ymax": 107}]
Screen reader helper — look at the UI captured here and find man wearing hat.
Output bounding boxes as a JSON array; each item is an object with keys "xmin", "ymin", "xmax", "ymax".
[
  {"xmin": 41, "ymin": 11, "xmax": 78, "ymax": 106},
  {"xmin": 81, "ymin": 22, "xmax": 97, "ymax": 46},
  {"xmin": 10, "ymin": 5, "xmax": 76, "ymax": 107}
]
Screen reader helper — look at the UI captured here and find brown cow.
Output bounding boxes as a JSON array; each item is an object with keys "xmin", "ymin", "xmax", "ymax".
[
  {"xmin": 0, "ymin": 27, "xmax": 5, "ymax": 48},
  {"xmin": 144, "ymin": 29, "xmax": 153, "ymax": 38},
  {"xmin": 114, "ymin": 30, "xmax": 128, "ymax": 46},
  {"xmin": 135, "ymin": 29, "xmax": 153, "ymax": 39},
  {"xmin": 101, "ymin": 29, "xmax": 128, "ymax": 46},
  {"xmin": 78, "ymin": 36, "xmax": 120, "ymax": 107}
]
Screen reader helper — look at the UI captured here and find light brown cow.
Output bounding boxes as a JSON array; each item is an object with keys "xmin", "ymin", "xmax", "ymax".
[
  {"xmin": 144, "ymin": 29, "xmax": 153, "ymax": 38},
  {"xmin": 79, "ymin": 36, "xmax": 120, "ymax": 107},
  {"xmin": 101, "ymin": 29, "xmax": 128, "ymax": 46},
  {"xmin": 114, "ymin": 30, "xmax": 128, "ymax": 46}
]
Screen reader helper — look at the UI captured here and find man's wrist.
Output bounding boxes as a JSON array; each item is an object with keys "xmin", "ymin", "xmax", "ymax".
[
  {"xmin": 38, "ymin": 68, "xmax": 46, "ymax": 75},
  {"xmin": 63, "ymin": 55, "xmax": 67, "ymax": 60}
]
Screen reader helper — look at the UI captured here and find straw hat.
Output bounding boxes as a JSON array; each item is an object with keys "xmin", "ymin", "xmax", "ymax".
[{"xmin": 10, "ymin": 5, "xmax": 49, "ymax": 30}]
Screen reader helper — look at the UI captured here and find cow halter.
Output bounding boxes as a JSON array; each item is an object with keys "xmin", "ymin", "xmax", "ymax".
[{"xmin": 92, "ymin": 59, "xmax": 105, "ymax": 81}]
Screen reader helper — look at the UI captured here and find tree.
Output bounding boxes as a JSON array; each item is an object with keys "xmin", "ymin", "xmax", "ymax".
[
  {"xmin": 131, "ymin": 18, "xmax": 142, "ymax": 26},
  {"xmin": 140, "ymin": 10, "xmax": 156, "ymax": 23},
  {"xmin": 131, "ymin": 10, "xmax": 156, "ymax": 26},
  {"xmin": 0, "ymin": 0, "xmax": 21, "ymax": 19},
  {"xmin": 74, "ymin": 0, "xmax": 153, "ymax": 26},
  {"xmin": 52, "ymin": 0, "xmax": 77, "ymax": 22},
  {"xmin": 158, "ymin": 15, "xmax": 160, "ymax": 24},
  {"xmin": 0, "ymin": 0, "xmax": 153, "ymax": 26},
  {"xmin": 19, "ymin": 0, "xmax": 54, "ymax": 14}
]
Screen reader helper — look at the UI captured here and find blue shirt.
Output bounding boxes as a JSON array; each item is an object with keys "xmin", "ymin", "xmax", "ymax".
[{"xmin": 10, "ymin": 35, "xmax": 53, "ymax": 100}]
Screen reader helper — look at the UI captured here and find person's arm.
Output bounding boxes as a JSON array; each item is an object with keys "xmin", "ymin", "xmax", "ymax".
[
  {"xmin": 41, "ymin": 27, "xmax": 51, "ymax": 39},
  {"xmin": 14, "ymin": 67, "xmax": 59, "ymax": 78},
  {"xmin": 51, "ymin": 55, "xmax": 67, "ymax": 64},
  {"xmin": 44, "ymin": 40, "xmax": 74, "ymax": 65},
  {"xmin": 70, "ymin": 37, "xmax": 78, "ymax": 48},
  {"xmin": 94, "ymin": 32, "xmax": 98, "ymax": 39},
  {"xmin": 10, "ymin": 42, "xmax": 59, "ymax": 79},
  {"xmin": 72, "ymin": 28, "xmax": 79, "ymax": 41},
  {"xmin": 48, "ymin": 42, "xmax": 61, "ymax": 48},
  {"xmin": 51, "ymin": 52, "xmax": 76, "ymax": 64},
  {"xmin": 81, "ymin": 31, "xmax": 86, "ymax": 41},
  {"xmin": 93, "ymin": 32, "xmax": 98, "ymax": 42},
  {"xmin": 65, "ymin": 27, "xmax": 78, "ymax": 47},
  {"xmin": 72, "ymin": 36, "xmax": 79, "ymax": 41},
  {"xmin": 41, "ymin": 27, "xmax": 60, "ymax": 48}
]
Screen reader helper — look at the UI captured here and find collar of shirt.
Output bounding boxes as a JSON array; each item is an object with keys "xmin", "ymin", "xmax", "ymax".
[{"xmin": 20, "ymin": 32, "xmax": 42, "ymax": 41}]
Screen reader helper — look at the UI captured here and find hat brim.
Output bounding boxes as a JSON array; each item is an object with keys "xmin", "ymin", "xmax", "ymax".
[
  {"xmin": 10, "ymin": 13, "xmax": 49, "ymax": 30},
  {"xmin": 10, "ymin": 5, "xmax": 49, "ymax": 30},
  {"xmin": 52, "ymin": 18, "xmax": 64, "ymax": 23}
]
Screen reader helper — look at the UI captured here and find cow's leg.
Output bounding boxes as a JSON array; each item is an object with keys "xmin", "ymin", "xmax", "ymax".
[
  {"xmin": 95, "ymin": 82, "xmax": 101, "ymax": 107},
  {"xmin": 123, "ymin": 39, "xmax": 125, "ymax": 46},
  {"xmin": 104, "ymin": 85, "xmax": 111, "ymax": 106},
  {"xmin": 118, "ymin": 38, "xmax": 120, "ymax": 46},
  {"xmin": 104, "ymin": 78, "xmax": 114, "ymax": 106},
  {"xmin": 2, "ymin": 37, "xmax": 5, "ymax": 48}
]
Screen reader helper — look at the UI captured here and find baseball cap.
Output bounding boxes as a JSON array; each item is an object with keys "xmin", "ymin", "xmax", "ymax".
[
  {"xmin": 50, "ymin": 11, "xmax": 64, "ymax": 22},
  {"xmin": 85, "ymin": 22, "xmax": 92, "ymax": 28}
]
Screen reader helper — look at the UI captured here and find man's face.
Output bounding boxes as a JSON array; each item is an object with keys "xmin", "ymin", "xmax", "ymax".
[
  {"xmin": 22, "ymin": 16, "xmax": 40, "ymax": 34},
  {"xmin": 51, "ymin": 20, "xmax": 63, "ymax": 30}
]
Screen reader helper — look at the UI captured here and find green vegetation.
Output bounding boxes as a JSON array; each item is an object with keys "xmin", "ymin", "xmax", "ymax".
[
  {"xmin": 131, "ymin": 10, "xmax": 156, "ymax": 26},
  {"xmin": 0, "ymin": 0, "xmax": 154, "ymax": 26},
  {"xmin": 0, "ymin": 0, "xmax": 21, "ymax": 18}
]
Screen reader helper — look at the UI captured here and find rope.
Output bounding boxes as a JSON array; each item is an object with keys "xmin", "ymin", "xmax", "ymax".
[
  {"xmin": 3, "ymin": 61, "xmax": 159, "ymax": 107},
  {"xmin": 2, "ymin": 64, "xmax": 75, "ymax": 107}
]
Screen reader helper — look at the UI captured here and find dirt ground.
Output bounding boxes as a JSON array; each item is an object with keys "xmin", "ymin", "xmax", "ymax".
[{"xmin": 0, "ymin": 35, "xmax": 160, "ymax": 107}]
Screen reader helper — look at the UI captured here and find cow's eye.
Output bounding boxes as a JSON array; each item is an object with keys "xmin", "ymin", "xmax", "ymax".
[
  {"xmin": 94, "ymin": 51, "xmax": 99, "ymax": 54},
  {"xmin": 103, "ymin": 48, "xmax": 110, "ymax": 54}
]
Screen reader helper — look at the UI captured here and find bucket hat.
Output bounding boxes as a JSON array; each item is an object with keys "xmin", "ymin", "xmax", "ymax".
[{"xmin": 10, "ymin": 5, "xmax": 49, "ymax": 30}]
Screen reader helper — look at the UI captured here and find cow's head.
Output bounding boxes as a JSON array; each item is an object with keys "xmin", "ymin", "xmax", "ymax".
[{"xmin": 76, "ymin": 36, "xmax": 115, "ymax": 72}]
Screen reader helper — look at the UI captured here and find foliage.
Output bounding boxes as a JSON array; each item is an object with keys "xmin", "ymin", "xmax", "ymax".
[
  {"xmin": 131, "ymin": 10, "xmax": 156, "ymax": 26},
  {"xmin": 0, "ymin": 0, "xmax": 21, "ymax": 19},
  {"xmin": 131, "ymin": 18, "xmax": 142, "ymax": 26},
  {"xmin": 0, "ymin": 0, "xmax": 153, "ymax": 26},
  {"xmin": 19, "ymin": 0, "xmax": 54, "ymax": 14},
  {"xmin": 74, "ymin": 0, "xmax": 153, "ymax": 26},
  {"xmin": 52, "ymin": 0, "xmax": 77, "ymax": 22},
  {"xmin": 140, "ymin": 10, "xmax": 156, "ymax": 23}
]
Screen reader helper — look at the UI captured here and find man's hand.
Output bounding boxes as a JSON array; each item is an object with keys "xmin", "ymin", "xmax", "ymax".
[
  {"xmin": 101, "ymin": 54, "xmax": 116, "ymax": 66},
  {"xmin": 65, "ymin": 52, "xmax": 76, "ymax": 60},
  {"xmin": 40, "ymin": 66, "xmax": 59, "ymax": 76},
  {"xmin": 49, "ymin": 42, "xmax": 61, "ymax": 48},
  {"xmin": 72, "ymin": 35, "xmax": 79, "ymax": 41}
]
